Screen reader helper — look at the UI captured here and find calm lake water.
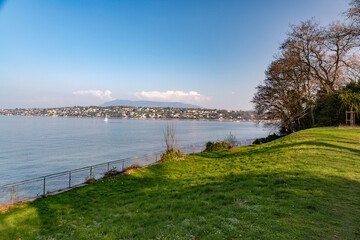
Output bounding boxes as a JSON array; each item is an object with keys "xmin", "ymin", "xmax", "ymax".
[{"xmin": 0, "ymin": 116, "xmax": 269, "ymax": 185}]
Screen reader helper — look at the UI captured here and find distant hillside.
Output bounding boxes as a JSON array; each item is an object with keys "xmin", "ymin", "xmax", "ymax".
[{"xmin": 101, "ymin": 100, "xmax": 202, "ymax": 108}]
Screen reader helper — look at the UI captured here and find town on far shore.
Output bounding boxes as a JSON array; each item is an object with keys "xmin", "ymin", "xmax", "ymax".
[{"xmin": 0, "ymin": 106, "xmax": 261, "ymax": 121}]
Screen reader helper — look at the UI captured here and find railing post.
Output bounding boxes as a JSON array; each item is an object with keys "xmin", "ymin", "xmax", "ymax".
[
  {"xmin": 11, "ymin": 184, "xmax": 14, "ymax": 204},
  {"xmin": 122, "ymin": 160, "xmax": 124, "ymax": 171},
  {"xmin": 90, "ymin": 167, "xmax": 93, "ymax": 178},
  {"xmin": 68, "ymin": 171, "xmax": 71, "ymax": 189},
  {"xmin": 107, "ymin": 162, "xmax": 110, "ymax": 172},
  {"xmin": 43, "ymin": 177, "xmax": 46, "ymax": 196}
]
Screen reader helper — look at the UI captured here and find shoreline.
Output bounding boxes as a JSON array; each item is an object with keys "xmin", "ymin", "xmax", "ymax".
[{"xmin": 0, "ymin": 114, "xmax": 267, "ymax": 123}]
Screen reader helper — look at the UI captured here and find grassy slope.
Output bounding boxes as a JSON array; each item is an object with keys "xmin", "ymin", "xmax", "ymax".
[{"xmin": 1, "ymin": 128, "xmax": 360, "ymax": 240}]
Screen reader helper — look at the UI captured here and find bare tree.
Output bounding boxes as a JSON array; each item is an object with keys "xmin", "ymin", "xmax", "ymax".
[
  {"xmin": 253, "ymin": 2, "xmax": 360, "ymax": 132},
  {"xmin": 253, "ymin": 54, "xmax": 311, "ymax": 133},
  {"xmin": 345, "ymin": 54, "xmax": 360, "ymax": 83},
  {"xmin": 163, "ymin": 121, "xmax": 177, "ymax": 153},
  {"xmin": 346, "ymin": 0, "xmax": 360, "ymax": 27},
  {"xmin": 286, "ymin": 20, "xmax": 359, "ymax": 94},
  {"xmin": 281, "ymin": 32, "xmax": 318, "ymax": 127},
  {"xmin": 253, "ymin": 17, "xmax": 360, "ymax": 132}
]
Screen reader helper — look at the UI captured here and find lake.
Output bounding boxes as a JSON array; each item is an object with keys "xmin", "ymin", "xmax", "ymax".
[{"xmin": 0, "ymin": 116, "xmax": 269, "ymax": 185}]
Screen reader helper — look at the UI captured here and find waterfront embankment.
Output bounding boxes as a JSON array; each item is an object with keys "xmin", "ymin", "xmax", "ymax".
[{"xmin": 1, "ymin": 128, "xmax": 359, "ymax": 239}]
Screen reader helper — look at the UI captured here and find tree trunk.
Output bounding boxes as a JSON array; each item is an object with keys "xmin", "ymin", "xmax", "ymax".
[{"xmin": 310, "ymin": 106, "xmax": 315, "ymax": 127}]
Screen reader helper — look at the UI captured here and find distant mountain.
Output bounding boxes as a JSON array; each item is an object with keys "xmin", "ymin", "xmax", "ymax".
[{"xmin": 101, "ymin": 100, "xmax": 202, "ymax": 109}]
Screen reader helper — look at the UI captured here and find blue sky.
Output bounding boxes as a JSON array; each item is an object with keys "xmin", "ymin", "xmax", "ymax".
[{"xmin": 0, "ymin": 0, "xmax": 350, "ymax": 110}]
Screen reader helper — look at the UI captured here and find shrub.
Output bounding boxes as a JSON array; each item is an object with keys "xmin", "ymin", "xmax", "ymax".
[
  {"xmin": 123, "ymin": 164, "xmax": 142, "ymax": 174},
  {"xmin": 253, "ymin": 133, "xmax": 281, "ymax": 145},
  {"xmin": 314, "ymin": 93, "xmax": 344, "ymax": 126},
  {"xmin": 314, "ymin": 82, "xmax": 360, "ymax": 127},
  {"xmin": 103, "ymin": 169, "xmax": 121, "ymax": 178},
  {"xmin": 84, "ymin": 176, "xmax": 96, "ymax": 184},
  {"xmin": 161, "ymin": 149, "xmax": 181, "ymax": 161},
  {"xmin": 223, "ymin": 132, "xmax": 237, "ymax": 148},
  {"xmin": 164, "ymin": 121, "xmax": 176, "ymax": 152},
  {"xmin": 161, "ymin": 121, "xmax": 182, "ymax": 161},
  {"xmin": 204, "ymin": 141, "xmax": 228, "ymax": 152}
]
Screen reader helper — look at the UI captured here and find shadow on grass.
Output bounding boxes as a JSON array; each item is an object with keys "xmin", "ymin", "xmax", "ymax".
[
  {"xmin": 2, "ymin": 131, "xmax": 360, "ymax": 239},
  {"xmin": 23, "ymin": 163, "xmax": 360, "ymax": 239}
]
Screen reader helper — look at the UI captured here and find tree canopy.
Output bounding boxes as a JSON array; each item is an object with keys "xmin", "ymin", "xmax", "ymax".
[{"xmin": 253, "ymin": 2, "xmax": 360, "ymax": 131}]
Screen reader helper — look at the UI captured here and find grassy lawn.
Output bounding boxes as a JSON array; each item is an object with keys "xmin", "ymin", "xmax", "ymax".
[{"xmin": 1, "ymin": 128, "xmax": 360, "ymax": 239}]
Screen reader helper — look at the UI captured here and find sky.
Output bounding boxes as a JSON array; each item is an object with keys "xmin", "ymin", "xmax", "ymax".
[{"xmin": 0, "ymin": 0, "xmax": 351, "ymax": 110}]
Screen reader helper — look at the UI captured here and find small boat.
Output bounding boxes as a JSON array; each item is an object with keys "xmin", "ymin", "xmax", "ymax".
[{"xmin": 104, "ymin": 116, "xmax": 108, "ymax": 122}]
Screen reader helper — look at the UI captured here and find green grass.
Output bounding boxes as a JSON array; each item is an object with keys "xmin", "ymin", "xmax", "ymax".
[{"xmin": 1, "ymin": 128, "xmax": 360, "ymax": 239}]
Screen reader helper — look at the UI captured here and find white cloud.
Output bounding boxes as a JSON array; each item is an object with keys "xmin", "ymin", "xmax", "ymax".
[
  {"xmin": 73, "ymin": 90, "xmax": 115, "ymax": 101},
  {"xmin": 133, "ymin": 90, "xmax": 211, "ymax": 103}
]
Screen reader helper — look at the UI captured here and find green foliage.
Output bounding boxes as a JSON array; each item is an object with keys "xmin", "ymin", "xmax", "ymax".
[
  {"xmin": 339, "ymin": 91, "xmax": 360, "ymax": 115},
  {"xmin": 345, "ymin": 81, "xmax": 360, "ymax": 92},
  {"xmin": 314, "ymin": 93, "xmax": 344, "ymax": 126},
  {"xmin": 160, "ymin": 149, "xmax": 181, "ymax": 161},
  {"xmin": 1, "ymin": 128, "xmax": 360, "ymax": 239},
  {"xmin": 315, "ymin": 82, "xmax": 360, "ymax": 126},
  {"xmin": 253, "ymin": 133, "xmax": 282, "ymax": 144},
  {"xmin": 204, "ymin": 141, "xmax": 228, "ymax": 152},
  {"xmin": 205, "ymin": 133, "xmax": 238, "ymax": 152}
]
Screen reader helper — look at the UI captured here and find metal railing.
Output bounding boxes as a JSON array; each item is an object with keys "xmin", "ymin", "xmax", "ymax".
[{"xmin": 0, "ymin": 139, "xmax": 255, "ymax": 206}]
